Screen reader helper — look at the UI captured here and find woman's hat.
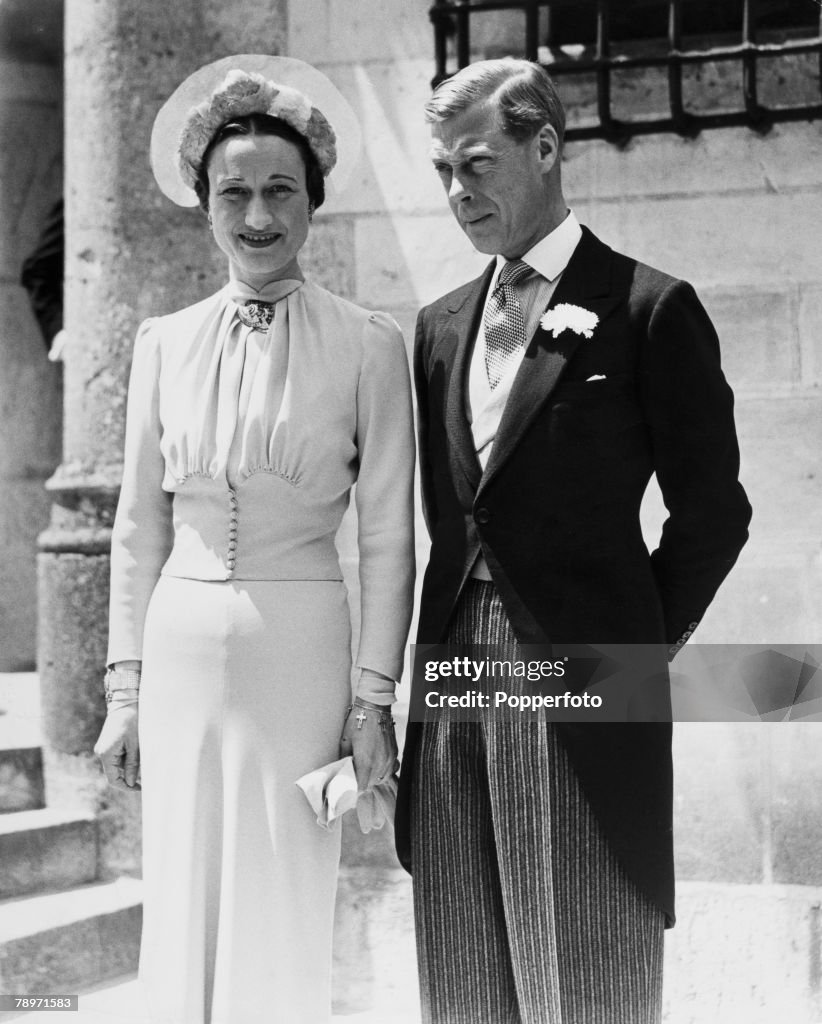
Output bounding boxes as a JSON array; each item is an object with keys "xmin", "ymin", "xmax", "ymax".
[{"xmin": 150, "ymin": 54, "xmax": 361, "ymax": 207}]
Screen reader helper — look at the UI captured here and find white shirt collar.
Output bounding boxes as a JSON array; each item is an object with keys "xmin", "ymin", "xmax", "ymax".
[{"xmin": 493, "ymin": 209, "xmax": 582, "ymax": 285}]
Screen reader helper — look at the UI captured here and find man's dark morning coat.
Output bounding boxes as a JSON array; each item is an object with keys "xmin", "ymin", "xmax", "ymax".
[{"xmin": 395, "ymin": 226, "xmax": 752, "ymax": 927}]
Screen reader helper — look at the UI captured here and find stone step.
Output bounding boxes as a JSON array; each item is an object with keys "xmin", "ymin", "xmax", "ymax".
[
  {"xmin": 0, "ymin": 877, "xmax": 142, "ymax": 995},
  {"xmin": 0, "ymin": 808, "xmax": 98, "ymax": 899},
  {"xmin": 0, "ymin": 746, "xmax": 45, "ymax": 814}
]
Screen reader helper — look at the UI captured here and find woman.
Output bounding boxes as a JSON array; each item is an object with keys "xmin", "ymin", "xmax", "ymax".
[{"xmin": 94, "ymin": 55, "xmax": 415, "ymax": 1024}]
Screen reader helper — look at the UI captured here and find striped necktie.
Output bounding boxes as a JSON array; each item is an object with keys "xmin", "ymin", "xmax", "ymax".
[{"xmin": 483, "ymin": 259, "xmax": 532, "ymax": 389}]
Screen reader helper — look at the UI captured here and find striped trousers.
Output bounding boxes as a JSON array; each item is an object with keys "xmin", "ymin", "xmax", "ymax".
[{"xmin": 411, "ymin": 580, "xmax": 664, "ymax": 1024}]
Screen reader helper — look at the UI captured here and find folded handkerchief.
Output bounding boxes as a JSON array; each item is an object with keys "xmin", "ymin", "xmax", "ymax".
[{"xmin": 296, "ymin": 756, "xmax": 398, "ymax": 834}]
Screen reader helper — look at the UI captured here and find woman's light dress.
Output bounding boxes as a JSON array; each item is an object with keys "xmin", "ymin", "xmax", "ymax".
[{"xmin": 107, "ymin": 277, "xmax": 415, "ymax": 1024}]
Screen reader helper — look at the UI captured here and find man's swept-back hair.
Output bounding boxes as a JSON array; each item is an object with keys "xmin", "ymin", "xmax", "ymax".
[{"xmin": 425, "ymin": 58, "xmax": 566, "ymax": 147}]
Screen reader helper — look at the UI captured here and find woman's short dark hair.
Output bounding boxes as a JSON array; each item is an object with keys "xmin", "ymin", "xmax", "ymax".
[{"xmin": 194, "ymin": 113, "xmax": 326, "ymax": 213}]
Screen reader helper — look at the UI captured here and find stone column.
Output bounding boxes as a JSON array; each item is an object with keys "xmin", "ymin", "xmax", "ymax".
[
  {"xmin": 0, "ymin": 2, "xmax": 63, "ymax": 671},
  {"xmin": 38, "ymin": 0, "xmax": 287, "ymax": 756}
]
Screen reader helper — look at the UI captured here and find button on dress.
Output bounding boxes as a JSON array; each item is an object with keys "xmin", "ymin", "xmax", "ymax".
[{"xmin": 107, "ymin": 277, "xmax": 415, "ymax": 1024}]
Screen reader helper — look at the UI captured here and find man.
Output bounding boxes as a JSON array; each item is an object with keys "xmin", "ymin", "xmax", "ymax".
[
  {"xmin": 20, "ymin": 197, "xmax": 64, "ymax": 353},
  {"xmin": 395, "ymin": 59, "xmax": 751, "ymax": 1024}
]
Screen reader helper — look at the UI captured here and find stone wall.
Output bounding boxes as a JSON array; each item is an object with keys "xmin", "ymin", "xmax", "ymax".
[{"xmin": 291, "ymin": 0, "xmax": 822, "ymax": 642}]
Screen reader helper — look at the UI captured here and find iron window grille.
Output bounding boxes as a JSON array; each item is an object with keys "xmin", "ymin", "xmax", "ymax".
[{"xmin": 429, "ymin": 0, "xmax": 822, "ymax": 143}]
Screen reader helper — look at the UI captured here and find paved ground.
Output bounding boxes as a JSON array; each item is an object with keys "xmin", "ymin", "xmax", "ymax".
[{"xmin": 0, "ymin": 972, "xmax": 422, "ymax": 1023}]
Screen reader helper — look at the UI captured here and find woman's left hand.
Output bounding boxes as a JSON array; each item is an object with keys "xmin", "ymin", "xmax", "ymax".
[{"xmin": 340, "ymin": 701, "xmax": 398, "ymax": 792}]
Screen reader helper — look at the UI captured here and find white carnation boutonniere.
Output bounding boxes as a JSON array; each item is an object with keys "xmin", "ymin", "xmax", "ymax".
[{"xmin": 540, "ymin": 303, "xmax": 599, "ymax": 340}]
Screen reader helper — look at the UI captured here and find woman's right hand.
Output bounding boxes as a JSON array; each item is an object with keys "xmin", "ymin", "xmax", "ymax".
[{"xmin": 94, "ymin": 705, "xmax": 141, "ymax": 790}]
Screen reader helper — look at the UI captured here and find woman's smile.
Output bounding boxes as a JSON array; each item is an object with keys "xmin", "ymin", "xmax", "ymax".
[{"xmin": 239, "ymin": 231, "xmax": 283, "ymax": 247}]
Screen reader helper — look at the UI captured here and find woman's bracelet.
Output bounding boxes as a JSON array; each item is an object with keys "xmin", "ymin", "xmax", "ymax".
[
  {"xmin": 104, "ymin": 666, "xmax": 142, "ymax": 699},
  {"xmin": 346, "ymin": 698, "xmax": 395, "ymax": 732}
]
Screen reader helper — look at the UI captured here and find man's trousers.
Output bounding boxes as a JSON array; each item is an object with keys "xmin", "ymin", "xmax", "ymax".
[{"xmin": 411, "ymin": 579, "xmax": 665, "ymax": 1024}]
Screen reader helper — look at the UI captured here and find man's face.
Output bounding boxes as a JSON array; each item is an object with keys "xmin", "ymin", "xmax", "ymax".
[{"xmin": 429, "ymin": 100, "xmax": 558, "ymax": 259}]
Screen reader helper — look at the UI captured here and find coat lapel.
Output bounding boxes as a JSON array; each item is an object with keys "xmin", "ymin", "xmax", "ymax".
[
  {"xmin": 478, "ymin": 228, "xmax": 615, "ymax": 494},
  {"xmin": 443, "ymin": 262, "xmax": 496, "ymax": 492}
]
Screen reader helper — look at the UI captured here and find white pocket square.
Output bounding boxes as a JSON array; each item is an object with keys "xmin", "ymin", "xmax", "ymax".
[{"xmin": 586, "ymin": 374, "xmax": 607, "ymax": 381}]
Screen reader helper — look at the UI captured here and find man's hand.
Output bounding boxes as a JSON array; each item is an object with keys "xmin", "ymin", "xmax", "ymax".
[
  {"xmin": 339, "ymin": 701, "xmax": 398, "ymax": 793},
  {"xmin": 94, "ymin": 705, "xmax": 141, "ymax": 790}
]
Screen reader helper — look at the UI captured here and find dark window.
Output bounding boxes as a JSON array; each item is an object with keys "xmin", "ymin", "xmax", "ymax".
[
  {"xmin": 430, "ymin": 0, "xmax": 822, "ymax": 142},
  {"xmin": 539, "ymin": 1, "xmax": 818, "ymax": 47}
]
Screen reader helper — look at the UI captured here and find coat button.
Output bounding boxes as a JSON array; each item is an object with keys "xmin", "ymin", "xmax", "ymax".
[{"xmin": 475, "ymin": 507, "xmax": 491, "ymax": 525}]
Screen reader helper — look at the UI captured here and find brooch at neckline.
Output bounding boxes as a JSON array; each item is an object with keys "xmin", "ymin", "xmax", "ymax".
[{"xmin": 237, "ymin": 300, "xmax": 275, "ymax": 332}]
